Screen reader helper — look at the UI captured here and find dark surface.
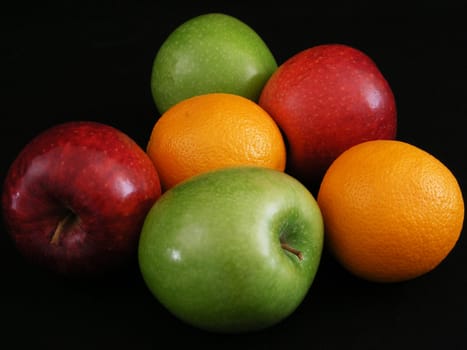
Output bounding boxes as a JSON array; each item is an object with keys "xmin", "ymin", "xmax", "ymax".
[{"xmin": 2, "ymin": 2, "xmax": 466, "ymax": 349}]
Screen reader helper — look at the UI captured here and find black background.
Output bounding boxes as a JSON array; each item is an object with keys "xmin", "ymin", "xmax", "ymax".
[{"xmin": 2, "ymin": 1, "xmax": 466, "ymax": 349}]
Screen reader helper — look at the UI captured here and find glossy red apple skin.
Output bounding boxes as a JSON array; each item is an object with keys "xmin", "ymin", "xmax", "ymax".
[
  {"xmin": 2, "ymin": 121, "xmax": 161, "ymax": 277},
  {"xmin": 259, "ymin": 44, "xmax": 397, "ymax": 191}
]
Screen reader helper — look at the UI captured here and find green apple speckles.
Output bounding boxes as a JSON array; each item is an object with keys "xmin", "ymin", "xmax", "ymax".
[
  {"xmin": 138, "ymin": 166, "xmax": 324, "ymax": 333},
  {"xmin": 150, "ymin": 13, "xmax": 278, "ymax": 114}
]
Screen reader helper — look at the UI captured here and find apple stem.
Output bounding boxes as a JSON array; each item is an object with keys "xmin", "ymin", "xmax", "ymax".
[
  {"xmin": 50, "ymin": 212, "xmax": 76, "ymax": 245},
  {"xmin": 280, "ymin": 240, "xmax": 303, "ymax": 260}
]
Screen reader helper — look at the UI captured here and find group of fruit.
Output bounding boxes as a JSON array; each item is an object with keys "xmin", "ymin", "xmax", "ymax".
[{"xmin": 2, "ymin": 13, "xmax": 464, "ymax": 334}]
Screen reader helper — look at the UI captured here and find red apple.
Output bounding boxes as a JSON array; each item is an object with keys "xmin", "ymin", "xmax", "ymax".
[
  {"xmin": 259, "ymin": 43, "xmax": 397, "ymax": 191},
  {"xmin": 2, "ymin": 121, "xmax": 161, "ymax": 277}
]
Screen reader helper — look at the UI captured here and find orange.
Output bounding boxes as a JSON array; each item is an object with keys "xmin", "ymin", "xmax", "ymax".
[
  {"xmin": 146, "ymin": 93, "xmax": 286, "ymax": 191},
  {"xmin": 317, "ymin": 139, "xmax": 464, "ymax": 283}
]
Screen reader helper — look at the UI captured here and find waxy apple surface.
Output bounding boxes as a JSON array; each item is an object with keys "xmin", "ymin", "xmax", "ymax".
[
  {"xmin": 2, "ymin": 121, "xmax": 161, "ymax": 276},
  {"xmin": 138, "ymin": 166, "xmax": 324, "ymax": 333},
  {"xmin": 151, "ymin": 12, "xmax": 278, "ymax": 114},
  {"xmin": 259, "ymin": 44, "xmax": 397, "ymax": 191}
]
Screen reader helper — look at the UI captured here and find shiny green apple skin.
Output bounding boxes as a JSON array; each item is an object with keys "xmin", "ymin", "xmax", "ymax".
[
  {"xmin": 138, "ymin": 166, "xmax": 324, "ymax": 333},
  {"xmin": 150, "ymin": 13, "xmax": 278, "ymax": 114}
]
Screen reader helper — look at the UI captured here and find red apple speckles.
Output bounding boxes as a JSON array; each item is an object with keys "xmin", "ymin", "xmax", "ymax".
[
  {"xmin": 2, "ymin": 121, "xmax": 162, "ymax": 277},
  {"xmin": 259, "ymin": 44, "xmax": 397, "ymax": 192}
]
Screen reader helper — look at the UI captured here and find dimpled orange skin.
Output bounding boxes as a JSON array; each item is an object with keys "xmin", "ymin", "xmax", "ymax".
[
  {"xmin": 146, "ymin": 93, "xmax": 287, "ymax": 191},
  {"xmin": 317, "ymin": 140, "xmax": 464, "ymax": 283}
]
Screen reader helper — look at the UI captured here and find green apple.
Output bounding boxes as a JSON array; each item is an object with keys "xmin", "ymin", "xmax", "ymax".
[
  {"xmin": 150, "ymin": 13, "xmax": 278, "ymax": 114},
  {"xmin": 138, "ymin": 166, "xmax": 324, "ymax": 333}
]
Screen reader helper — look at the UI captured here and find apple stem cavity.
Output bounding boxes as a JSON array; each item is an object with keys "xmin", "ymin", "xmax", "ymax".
[
  {"xmin": 280, "ymin": 239, "xmax": 303, "ymax": 260},
  {"xmin": 50, "ymin": 212, "xmax": 78, "ymax": 245}
]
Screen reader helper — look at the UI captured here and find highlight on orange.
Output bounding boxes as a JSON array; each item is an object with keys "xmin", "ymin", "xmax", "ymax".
[
  {"xmin": 146, "ymin": 92, "xmax": 287, "ymax": 191},
  {"xmin": 317, "ymin": 139, "xmax": 464, "ymax": 283}
]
